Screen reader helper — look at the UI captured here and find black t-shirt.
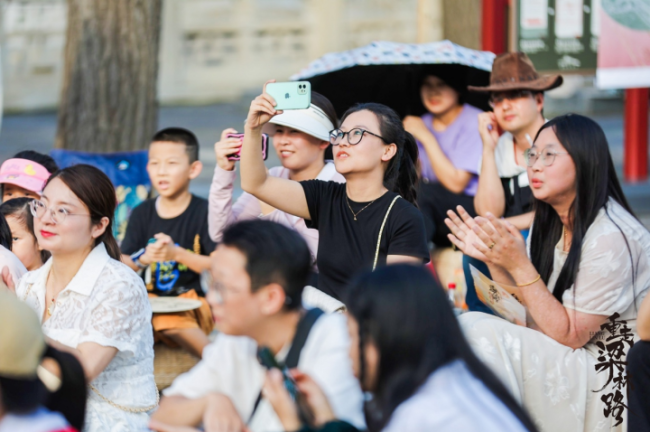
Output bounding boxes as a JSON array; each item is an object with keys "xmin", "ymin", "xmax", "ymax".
[
  {"xmin": 301, "ymin": 180, "xmax": 429, "ymax": 301},
  {"xmin": 501, "ymin": 177, "xmax": 534, "ymax": 218},
  {"xmin": 121, "ymin": 195, "xmax": 216, "ymax": 296}
]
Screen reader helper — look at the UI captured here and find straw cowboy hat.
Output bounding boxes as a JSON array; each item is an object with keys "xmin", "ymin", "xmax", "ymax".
[{"xmin": 468, "ymin": 52, "xmax": 563, "ymax": 93}]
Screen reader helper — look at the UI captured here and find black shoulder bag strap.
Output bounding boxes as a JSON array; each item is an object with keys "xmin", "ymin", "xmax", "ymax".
[
  {"xmin": 248, "ymin": 308, "xmax": 325, "ymax": 424},
  {"xmin": 285, "ymin": 307, "xmax": 325, "ymax": 368}
]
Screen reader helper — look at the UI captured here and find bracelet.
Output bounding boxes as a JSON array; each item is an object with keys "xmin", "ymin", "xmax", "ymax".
[{"xmin": 516, "ymin": 273, "xmax": 541, "ymax": 287}]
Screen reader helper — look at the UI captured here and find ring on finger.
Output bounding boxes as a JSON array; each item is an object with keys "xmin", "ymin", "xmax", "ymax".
[{"xmin": 488, "ymin": 242, "xmax": 496, "ymax": 250}]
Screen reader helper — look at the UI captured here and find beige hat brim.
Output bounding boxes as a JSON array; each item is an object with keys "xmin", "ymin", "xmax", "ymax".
[
  {"xmin": 262, "ymin": 105, "xmax": 335, "ymax": 142},
  {"xmin": 0, "ymin": 288, "xmax": 46, "ymax": 379},
  {"xmin": 468, "ymin": 74, "xmax": 563, "ymax": 93}
]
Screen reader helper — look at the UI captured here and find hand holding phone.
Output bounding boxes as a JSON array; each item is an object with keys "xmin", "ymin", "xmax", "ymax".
[
  {"xmin": 214, "ymin": 128, "xmax": 241, "ymax": 171},
  {"xmin": 226, "ymin": 133, "xmax": 269, "ymax": 161},
  {"xmin": 266, "ymin": 82, "xmax": 311, "ymax": 111}
]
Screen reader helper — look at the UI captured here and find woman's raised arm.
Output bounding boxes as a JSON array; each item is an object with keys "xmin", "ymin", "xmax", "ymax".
[{"xmin": 240, "ymin": 82, "xmax": 311, "ymax": 220}]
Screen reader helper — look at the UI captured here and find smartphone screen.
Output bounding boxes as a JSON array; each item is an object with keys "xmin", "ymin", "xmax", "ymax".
[{"xmin": 266, "ymin": 82, "xmax": 311, "ymax": 110}]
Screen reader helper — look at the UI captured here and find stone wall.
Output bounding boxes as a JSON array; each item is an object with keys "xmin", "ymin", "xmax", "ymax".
[
  {"xmin": 442, "ymin": 0, "xmax": 482, "ymax": 50},
  {"xmin": 1, "ymin": 0, "xmax": 443, "ymax": 111}
]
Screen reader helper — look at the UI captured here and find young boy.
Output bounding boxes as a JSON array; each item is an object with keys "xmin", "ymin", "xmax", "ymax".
[
  {"xmin": 0, "ymin": 151, "xmax": 58, "ymax": 202},
  {"xmin": 150, "ymin": 220, "xmax": 365, "ymax": 432},
  {"xmin": 121, "ymin": 127, "xmax": 216, "ymax": 358}
]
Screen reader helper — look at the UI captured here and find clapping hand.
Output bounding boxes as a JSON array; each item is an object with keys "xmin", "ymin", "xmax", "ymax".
[
  {"xmin": 445, "ymin": 208, "xmax": 529, "ymax": 272},
  {"xmin": 471, "ymin": 213, "xmax": 529, "ymax": 273},
  {"xmin": 445, "ymin": 206, "xmax": 490, "ymax": 262}
]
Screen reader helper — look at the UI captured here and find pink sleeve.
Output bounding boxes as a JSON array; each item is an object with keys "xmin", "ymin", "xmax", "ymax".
[{"xmin": 208, "ymin": 166, "xmax": 262, "ymax": 242}]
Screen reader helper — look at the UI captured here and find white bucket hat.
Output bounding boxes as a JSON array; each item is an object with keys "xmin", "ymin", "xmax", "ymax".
[{"xmin": 263, "ymin": 104, "xmax": 335, "ymax": 142}]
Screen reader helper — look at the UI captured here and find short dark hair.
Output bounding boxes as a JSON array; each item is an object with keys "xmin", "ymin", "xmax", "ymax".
[
  {"xmin": 221, "ymin": 220, "xmax": 311, "ymax": 310},
  {"xmin": 12, "ymin": 150, "xmax": 59, "ymax": 174},
  {"xmin": 151, "ymin": 127, "xmax": 199, "ymax": 163}
]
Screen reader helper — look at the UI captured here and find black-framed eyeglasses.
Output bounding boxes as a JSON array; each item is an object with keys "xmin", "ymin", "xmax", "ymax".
[
  {"xmin": 489, "ymin": 90, "xmax": 534, "ymax": 108},
  {"xmin": 329, "ymin": 128, "xmax": 388, "ymax": 146},
  {"xmin": 524, "ymin": 148, "xmax": 569, "ymax": 167}
]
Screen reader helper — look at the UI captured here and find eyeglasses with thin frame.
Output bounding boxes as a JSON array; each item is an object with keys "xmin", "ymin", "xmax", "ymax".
[
  {"xmin": 30, "ymin": 199, "xmax": 90, "ymax": 224},
  {"xmin": 489, "ymin": 90, "xmax": 534, "ymax": 108},
  {"xmin": 201, "ymin": 270, "xmax": 294, "ymax": 306},
  {"xmin": 524, "ymin": 148, "xmax": 569, "ymax": 167},
  {"xmin": 201, "ymin": 270, "xmax": 244, "ymax": 305},
  {"xmin": 329, "ymin": 128, "xmax": 389, "ymax": 146}
]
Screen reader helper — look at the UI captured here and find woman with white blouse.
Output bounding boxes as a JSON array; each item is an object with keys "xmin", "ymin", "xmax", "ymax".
[
  {"xmin": 446, "ymin": 114, "xmax": 650, "ymax": 431},
  {"xmin": 4, "ymin": 164, "xmax": 157, "ymax": 432}
]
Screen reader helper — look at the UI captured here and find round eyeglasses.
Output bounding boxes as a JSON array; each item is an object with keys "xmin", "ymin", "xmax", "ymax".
[
  {"xmin": 329, "ymin": 128, "xmax": 388, "ymax": 146},
  {"xmin": 30, "ymin": 199, "xmax": 90, "ymax": 224},
  {"xmin": 524, "ymin": 148, "xmax": 569, "ymax": 167}
]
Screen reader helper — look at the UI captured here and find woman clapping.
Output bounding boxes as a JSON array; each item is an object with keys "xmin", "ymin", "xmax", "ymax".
[{"xmin": 446, "ymin": 114, "xmax": 650, "ymax": 431}]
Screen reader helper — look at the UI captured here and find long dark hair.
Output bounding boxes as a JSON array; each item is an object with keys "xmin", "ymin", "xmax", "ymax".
[
  {"xmin": 341, "ymin": 103, "xmax": 419, "ymax": 205},
  {"xmin": 44, "ymin": 165, "xmax": 121, "ymax": 260},
  {"xmin": 530, "ymin": 114, "xmax": 636, "ymax": 302},
  {"xmin": 0, "ymin": 213, "xmax": 11, "ymax": 250},
  {"xmin": 0, "ymin": 197, "xmax": 51, "ymax": 263},
  {"xmin": 345, "ymin": 265, "xmax": 539, "ymax": 432}
]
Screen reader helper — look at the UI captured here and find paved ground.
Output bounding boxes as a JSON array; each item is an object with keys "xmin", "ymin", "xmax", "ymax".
[{"xmin": 1, "ymin": 97, "xmax": 649, "ymax": 227}]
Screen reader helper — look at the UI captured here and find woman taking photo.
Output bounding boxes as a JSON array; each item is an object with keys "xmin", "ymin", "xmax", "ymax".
[
  {"xmin": 240, "ymin": 82, "xmax": 429, "ymax": 301},
  {"xmin": 8, "ymin": 164, "xmax": 157, "ymax": 432},
  {"xmin": 209, "ymin": 92, "xmax": 345, "ymax": 282},
  {"xmin": 262, "ymin": 264, "xmax": 537, "ymax": 432},
  {"xmin": 403, "ymin": 71, "xmax": 483, "ymax": 247},
  {"xmin": 446, "ymin": 114, "xmax": 650, "ymax": 431}
]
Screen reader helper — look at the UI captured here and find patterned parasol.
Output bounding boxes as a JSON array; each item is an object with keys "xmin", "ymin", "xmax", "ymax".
[{"xmin": 291, "ymin": 40, "xmax": 496, "ymax": 118}]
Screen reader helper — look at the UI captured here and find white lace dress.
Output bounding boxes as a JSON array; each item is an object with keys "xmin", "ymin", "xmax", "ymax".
[
  {"xmin": 460, "ymin": 199, "xmax": 650, "ymax": 432},
  {"xmin": 16, "ymin": 243, "xmax": 157, "ymax": 432}
]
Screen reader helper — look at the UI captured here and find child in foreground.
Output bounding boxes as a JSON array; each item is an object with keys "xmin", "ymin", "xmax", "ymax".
[{"xmin": 121, "ymin": 128, "xmax": 216, "ymax": 358}]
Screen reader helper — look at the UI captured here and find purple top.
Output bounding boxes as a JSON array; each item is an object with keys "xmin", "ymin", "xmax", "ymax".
[{"xmin": 416, "ymin": 104, "xmax": 483, "ymax": 196}]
